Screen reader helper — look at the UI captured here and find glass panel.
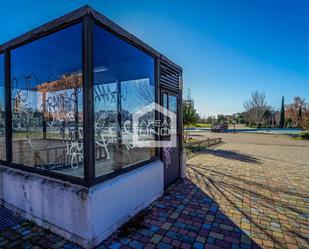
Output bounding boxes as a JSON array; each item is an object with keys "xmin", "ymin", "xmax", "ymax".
[
  {"xmin": 94, "ymin": 24, "xmax": 155, "ymax": 177},
  {"xmin": 0, "ymin": 54, "xmax": 5, "ymax": 160},
  {"xmin": 10, "ymin": 24, "xmax": 84, "ymax": 177},
  {"xmin": 163, "ymin": 93, "xmax": 168, "ymax": 109},
  {"xmin": 162, "ymin": 93, "xmax": 169, "ymax": 135},
  {"xmin": 169, "ymin": 95, "xmax": 178, "ymax": 133}
]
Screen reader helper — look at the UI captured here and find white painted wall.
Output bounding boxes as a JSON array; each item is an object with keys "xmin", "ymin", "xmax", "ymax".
[
  {"xmin": 0, "ymin": 160, "xmax": 163, "ymax": 248},
  {"xmin": 90, "ymin": 161, "xmax": 163, "ymax": 245}
]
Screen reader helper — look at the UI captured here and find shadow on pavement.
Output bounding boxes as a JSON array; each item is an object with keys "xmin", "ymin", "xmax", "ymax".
[
  {"xmin": 203, "ymin": 148, "xmax": 261, "ymax": 164},
  {"xmin": 101, "ymin": 178, "xmax": 262, "ymax": 249},
  {"xmin": 187, "ymin": 164, "xmax": 309, "ymax": 248}
]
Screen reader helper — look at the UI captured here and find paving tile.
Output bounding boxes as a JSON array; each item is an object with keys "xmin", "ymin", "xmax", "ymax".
[
  {"xmin": 129, "ymin": 240, "xmax": 143, "ymax": 249},
  {"xmin": 157, "ymin": 242, "xmax": 173, "ymax": 249}
]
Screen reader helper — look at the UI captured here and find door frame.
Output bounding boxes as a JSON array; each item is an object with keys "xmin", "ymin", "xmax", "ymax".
[{"xmin": 160, "ymin": 86, "xmax": 182, "ymax": 187}]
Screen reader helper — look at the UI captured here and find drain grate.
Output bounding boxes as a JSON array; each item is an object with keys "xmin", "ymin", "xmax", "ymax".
[{"xmin": 0, "ymin": 206, "xmax": 25, "ymax": 232}]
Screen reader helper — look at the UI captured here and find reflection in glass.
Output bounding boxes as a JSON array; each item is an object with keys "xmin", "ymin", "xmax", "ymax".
[
  {"xmin": 169, "ymin": 95, "xmax": 178, "ymax": 133},
  {"xmin": 10, "ymin": 24, "xmax": 84, "ymax": 177},
  {"xmin": 162, "ymin": 93, "xmax": 169, "ymax": 135},
  {"xmin": 94, "ymin": 24, "xmax": 155, "ymax": 177},
  {"xmin": 0, "ymin": 54, "xmax": 5, "ymax": 160}
]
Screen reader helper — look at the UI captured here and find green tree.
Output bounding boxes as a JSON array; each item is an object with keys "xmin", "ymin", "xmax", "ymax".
[
  {"xmin": 279, "ymin": 96, "xmax": 285, "ymax": 128},
  {"xmin": 217, "ymin": 114, "xmax": 227, "ymax": 124},
  {"xmin": 183, "ymin": 102, "xmax": 199, "ymax": 141},
  {"xmin": 183, "ymin": 102, "xmax": 199, "ymax": 126}
]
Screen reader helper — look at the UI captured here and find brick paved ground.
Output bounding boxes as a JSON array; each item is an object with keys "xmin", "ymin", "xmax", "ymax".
[
  {"xmin": 101, "ymin": 134, "xmax": 309, "ymax": 249},
  {"xmin": 0, "ymin": 133, "xmax": 308, "ymax": 248},
  {"xmin": 0, "ymin": 219, "xmax": 82, "ymax": 249}
]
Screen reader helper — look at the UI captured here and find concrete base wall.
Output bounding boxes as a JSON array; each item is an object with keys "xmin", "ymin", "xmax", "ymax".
[
  {"xmin": 0, "ymin": 160, "xmax": 164, "ymax": 248},
  {"xmin": 90, "ymin": 161, "xmax": 164, "ymax": 246}
]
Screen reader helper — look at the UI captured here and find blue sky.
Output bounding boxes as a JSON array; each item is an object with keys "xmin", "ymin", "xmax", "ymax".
[{"xmin": 1, "ymin": 0, "xmax": 309, "ymax": 116}]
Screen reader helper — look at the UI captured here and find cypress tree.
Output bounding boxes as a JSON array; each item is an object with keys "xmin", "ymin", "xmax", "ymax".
[
  {"xmin": 298, "ymin": 107, "xmax": 302, "ymax": 128},
  {"xmin": 279, "ymin": 96, "xmax": 285, "ymax": 128}
]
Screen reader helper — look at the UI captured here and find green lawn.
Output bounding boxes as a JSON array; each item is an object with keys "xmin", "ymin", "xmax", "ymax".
[
  {"xmin": 193, "ymin": 123, "xmax": 212, "ymax": 128},
  {"xmin": 190, "ymin": 123, "xmax": 255, "ymax": 129}
]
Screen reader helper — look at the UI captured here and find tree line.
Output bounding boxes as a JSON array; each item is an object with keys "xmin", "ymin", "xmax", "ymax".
[
  {"xmin": 195, "ymin": 91, "xmax": 309, "ymax": 131},
  {"xmin": 242, "ymin": 91, "xmax": 309, "ymax": 130}
]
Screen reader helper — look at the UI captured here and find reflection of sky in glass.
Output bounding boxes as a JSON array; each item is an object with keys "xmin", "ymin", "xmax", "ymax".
[
  {"xmin": 0, "ymin": 53, "xmax": 5, "ymax": 160},
  {"xmin": 94, "ymin": 24, "xmax": 155, "ymax": 116},
  {"xmin": 169, "ymin": 95, "xmax": 177, "ymax": 114},
  {"xmin": 169, "ymin": 95, "xmax": 178, "ymax": 132},
  {"xmin": 0, "ymin": 54, "xmax": 4, "ymax": 111},
  {"xmin": 10, "ymin": 23, "xmax": 82, "ymax": 113},
  {"xmin": 122, "ymin": 78, "xmax": 154, "ymax": 114},
  {"xmin": 11, "ymin": 24, "xmax": 82, "ymax": 89},
  {"xmin": 94, "ymin": 82, "xmax": 117, "ymax": 112}
]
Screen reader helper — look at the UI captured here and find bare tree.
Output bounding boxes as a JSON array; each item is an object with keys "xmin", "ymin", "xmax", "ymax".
[
  {"xmin": 244, "ymin": 91, "xmax": 271, "ymax": 127},
  {"xmin": 135, "ymin": 80, "xmax": 155, "ymax": 105}
]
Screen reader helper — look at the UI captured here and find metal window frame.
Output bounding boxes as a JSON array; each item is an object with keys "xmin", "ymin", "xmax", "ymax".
[
  {"xmin": 83, "ymin": 15, "xmax": 95, "ymax": 187},
  {"xmin": 0, "ymin": 5, "xmax": 183, "ymax": 187},
  {"xmin": 0, "ymin": 53, "xmax": 7, "ymax": 164}
]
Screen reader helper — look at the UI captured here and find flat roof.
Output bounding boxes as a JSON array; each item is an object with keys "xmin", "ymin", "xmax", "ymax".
[{"xmin": 0, "ymin": 5, "xmax": 182, "ymax": 72}]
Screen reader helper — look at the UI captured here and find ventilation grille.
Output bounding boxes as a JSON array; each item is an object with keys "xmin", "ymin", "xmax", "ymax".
[{"xmin": 160, "ymin": 62, "xmax": 181, "ymax": 90}]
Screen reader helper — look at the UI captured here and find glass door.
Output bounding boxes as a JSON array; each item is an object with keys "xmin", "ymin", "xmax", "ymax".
[{"xmin": 161, "ymin": 90, "xmax": 180, "ymax": 187}]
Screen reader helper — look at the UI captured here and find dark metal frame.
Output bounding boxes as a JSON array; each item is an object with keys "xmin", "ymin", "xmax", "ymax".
[
  {"xmin": 159, "ymin": 86, "xmax": 183, "ymax": 187},
  {"xmin": 0, "ymin": 5, "xmax": 183, "ymax": 187}
]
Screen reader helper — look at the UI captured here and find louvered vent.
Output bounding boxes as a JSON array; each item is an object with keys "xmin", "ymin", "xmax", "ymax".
[{"xmin": 160, "ymin": 62, "xmax": 181, "ymax": 90}]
